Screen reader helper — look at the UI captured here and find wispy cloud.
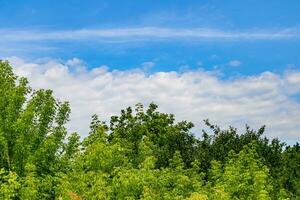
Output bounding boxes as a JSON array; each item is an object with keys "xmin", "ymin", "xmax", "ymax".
[
  {"xmin": 228, "ymin": 60, "xmax": 241, "ymax": 67},
  {"xmin": 1, "ymin": 27, "xmax": 300, "ymax": 42}
]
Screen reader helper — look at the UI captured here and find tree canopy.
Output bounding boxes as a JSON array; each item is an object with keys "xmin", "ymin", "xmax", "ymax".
[{"xmin": 0, "ymin": 60, "xmax": 299, "ymax": 199}]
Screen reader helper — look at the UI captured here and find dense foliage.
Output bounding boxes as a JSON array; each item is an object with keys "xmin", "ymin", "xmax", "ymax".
[{"xmin": 0, "ymin": 60, "xmax": 299, "ymax": 199}]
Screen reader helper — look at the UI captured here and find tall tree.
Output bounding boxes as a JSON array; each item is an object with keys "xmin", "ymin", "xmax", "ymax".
[{"xmin": 0, "ymin": 60, "xmax": 78, "ymax": 199}]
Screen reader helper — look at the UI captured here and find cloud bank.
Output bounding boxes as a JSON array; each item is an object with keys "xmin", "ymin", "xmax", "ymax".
[{"xmin": 7, "ymin": 57, "xmax": 300, "ymax": 144}]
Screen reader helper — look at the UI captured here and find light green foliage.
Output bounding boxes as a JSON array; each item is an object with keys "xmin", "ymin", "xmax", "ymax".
[
  {"xmin": 0, "ymin": 169, "xmax": 20, "ymax": 199},
  {"xmin": 185, "ymin": 193, "xmax": 209, "ymax": 200},
  {"xmin": 0, "ymin": 60, "xmax": 78, "ymax": 199},
  {"xmin": 211, "ymin": 145, "xmax": 272, "ymax": 199},
  {"xmin": 18, "ymin": 164, "xmax": 39, "ymax": 199}
]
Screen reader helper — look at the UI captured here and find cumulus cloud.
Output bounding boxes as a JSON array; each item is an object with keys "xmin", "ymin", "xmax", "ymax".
[{"xmin": 6, "ymin": 57, "xmax": 300, "ymax": 144}]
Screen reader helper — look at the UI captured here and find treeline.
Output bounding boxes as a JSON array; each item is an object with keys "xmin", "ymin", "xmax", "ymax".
[{"xmin": 0, "ymin": 60, "xmax": 299, "ymax": 199}]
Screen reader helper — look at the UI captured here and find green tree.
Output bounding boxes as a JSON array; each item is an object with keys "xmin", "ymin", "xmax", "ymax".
[
  {"xmin": 280, "ymin": 143, "xmax": 300, "ymax": 198},
  {"xmin": 0, "ymin": 60, "xmax": 76, "ymax": 199},
  {"xmin": 211, "ymin": 144, "xmax": 273, "ymax": 199},
  {"xmin": 108, "ymin": 103, "xmax": 197, "ymax": 168}
]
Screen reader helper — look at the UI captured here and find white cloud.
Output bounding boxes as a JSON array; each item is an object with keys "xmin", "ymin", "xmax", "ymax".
[
  {"xmin": 228, "ymin": 60, "xmax": 241, "ymax": 67},
  {"xmin": 6, "ymin": 57, "xmax": 300, "ymax": 144},
  {"xmin": 1, "ymin": 27, "xmax": 299, "ymax": 43}
]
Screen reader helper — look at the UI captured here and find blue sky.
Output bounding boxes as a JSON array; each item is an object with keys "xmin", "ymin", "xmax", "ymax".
[
  {"xmin": 1, "ymin": 1, "xmax": 300, "ymax": 143},
  {"xmin": 1, "ymin": 0, "xmax": 300, "ymax": 74}
]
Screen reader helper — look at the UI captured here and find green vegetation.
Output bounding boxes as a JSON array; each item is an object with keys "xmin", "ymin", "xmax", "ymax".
[{"xmin": 0, "ymin": 60, "xmax": 299, "ymax": 199}]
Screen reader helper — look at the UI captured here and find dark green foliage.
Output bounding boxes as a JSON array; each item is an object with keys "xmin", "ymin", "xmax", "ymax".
[
  {"xmin": 0, "ymin": 60, "xmax": 299, "ymax": 199},
  {"xmin": 108, "ymin": 103, "xmax": 196, "ymax": 168},
  {"xmin": 280, "ymin": 143, "xmax": 300, "ymax": 198}
]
